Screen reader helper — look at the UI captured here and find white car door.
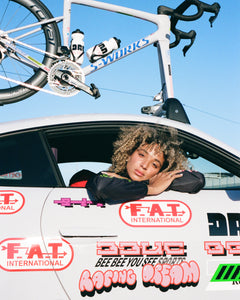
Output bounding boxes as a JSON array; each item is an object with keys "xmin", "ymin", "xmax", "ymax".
[
  {"xmin": 0, "ymin": 131, "xmax": 68, "ymax": 299},
  {"xmin": 40, "ymin": 186, "xmax": 240, "ymax": 300},
  {"xmin": 40, "ymin": 119, "xmax": 240, "ymax": 299}
]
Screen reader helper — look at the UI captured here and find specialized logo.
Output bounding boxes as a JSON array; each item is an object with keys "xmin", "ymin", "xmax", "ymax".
[
  {"xmin": 211, "ymin": 264, "xmax": 240, "ymax": 282},
  {"xmin": 0, "ymin": 191, "xmax": 25, "ymax": 214},
  {"xmin": 89, "ymin": 38, "xmax": 149, "ymax": 72},
  {"xmin": 119, "ymin": 200, "xmax": 191, "ymax": 227},
  {"xmin": 0, "ymin": 237, "xmax": 73, "ymax": 271}
]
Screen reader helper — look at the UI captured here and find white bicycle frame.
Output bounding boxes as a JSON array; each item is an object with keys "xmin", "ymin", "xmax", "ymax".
[
  {"xmin": 0, "ymin": 0, "xmax": 220, "ymax": 102},
  {"xmin": 62, "ymin": 0, "xmax": 174, "ymax": 100},
  {"xmin": 0, "ymin": 0, "xmax": 173, "ymax": 100}
]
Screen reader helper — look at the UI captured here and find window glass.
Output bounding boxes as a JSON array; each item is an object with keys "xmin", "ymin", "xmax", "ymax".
[
  {"xmin": 0, "ymin": 132, "xmax": 58, "ymax": 187},
  {"xmin": 59, "ymin": 157, "xmax": 240, "ymax": 189},
  {"xmin": 59, "ymin": 162, "xmax": 111, "ymax": 186},
  {"xmin": 189, "ymin": 157, "xmax": 240, "ymax": 189},
  {"xmin": 45, "ymin": 121, "xmax": 240, "ymax": 190}
]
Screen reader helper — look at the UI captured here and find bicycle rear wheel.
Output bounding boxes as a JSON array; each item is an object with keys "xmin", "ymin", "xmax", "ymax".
[{"xmin": 0, "ymin": 0, "xmax": 61, "ymax": 105}]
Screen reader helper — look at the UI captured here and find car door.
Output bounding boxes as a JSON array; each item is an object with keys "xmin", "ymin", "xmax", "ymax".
[
  {"xmin": 40, "ymin": 187, "xmax": 240, "ymax": 299},
  {"xmin": 40, "ymin": 123, "xmax": 240, "ymax": 299},
  {"xmin": 0, "ymin": 130, "xmax": 69, "ymax": 299}
]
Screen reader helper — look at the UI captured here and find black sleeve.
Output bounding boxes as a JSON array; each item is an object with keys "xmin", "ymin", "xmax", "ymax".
[
  {"xmin": 167, "ymin": 170, "xmax": 205, "ymax": 193},
  {"xmin": 86, "ymin": 173, "xmax": 148, "ymax": 202}
]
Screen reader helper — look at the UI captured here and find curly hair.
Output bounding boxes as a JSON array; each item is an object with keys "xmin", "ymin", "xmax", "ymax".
[{"xmin": 108, "ymin": 125, "xmax": 188, "ymax": 176}]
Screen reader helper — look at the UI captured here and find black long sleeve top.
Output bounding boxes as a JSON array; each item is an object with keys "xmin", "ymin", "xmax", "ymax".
[{"xmin": 86, "ymin": 170, "xmax": 205, "ymax": 203}]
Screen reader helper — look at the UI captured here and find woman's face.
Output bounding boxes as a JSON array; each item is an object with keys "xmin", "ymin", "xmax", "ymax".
[{"xmin": 126, "ymin": 144, "xmax": 165, "ymax": 181}]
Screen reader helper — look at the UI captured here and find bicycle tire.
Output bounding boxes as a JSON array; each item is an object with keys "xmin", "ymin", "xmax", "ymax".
[{"xmin": 0, "ymin": 0, "xmax": 61, "ymax": 105}]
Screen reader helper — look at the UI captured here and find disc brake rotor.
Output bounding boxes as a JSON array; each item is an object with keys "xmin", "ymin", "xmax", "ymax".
[{"xmin": 48, "ymin": 60, "xmax": 85, "ymax": 97}]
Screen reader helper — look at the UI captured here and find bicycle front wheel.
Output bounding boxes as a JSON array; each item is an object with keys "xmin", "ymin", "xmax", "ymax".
[{"xmin": 0, "ymin": 0, "xmax": 61, "ymax": 105}]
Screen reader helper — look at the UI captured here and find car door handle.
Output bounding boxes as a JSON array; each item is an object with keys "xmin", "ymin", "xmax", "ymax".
[{"xmin": 59, "ymin": 226, "xmax": 118, "ymax": 238}]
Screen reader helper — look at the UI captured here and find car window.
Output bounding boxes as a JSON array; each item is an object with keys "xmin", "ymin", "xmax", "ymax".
[
  {"xmin": 58, "ymin": 157, "xmax": 240, "ymax": 190},
  {"xmin": 59, "ymin": 161, "xmax": 111, "ymax": 186},
  {"xmin": 1, "ymin": 121, "xmax": 238, "ymax": 190},
  {"xmin": 0, "ymin": 131, "xmax": 59, "ymax": 187},
  {"xmin": 45, "ymin": 121, "xmax": 240, "ymax": 190},
  {"xmin": 189, "ymin": 156, "xmax": 240, "ymax": 189}
]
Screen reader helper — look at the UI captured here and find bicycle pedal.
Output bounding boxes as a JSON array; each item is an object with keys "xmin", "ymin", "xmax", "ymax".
[{"xmin": 90, "ymin": 83, "xmax": 101, "ymax": 99}]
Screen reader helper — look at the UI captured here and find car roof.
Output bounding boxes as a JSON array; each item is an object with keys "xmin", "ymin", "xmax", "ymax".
[{"xmin": 1, "ymin": 113, "xmax": 240, "ymax": 157}]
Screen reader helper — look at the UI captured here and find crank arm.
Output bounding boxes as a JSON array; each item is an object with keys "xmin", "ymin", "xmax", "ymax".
[
  {"xmin": 55, "ymin": 71, "xmax": 100, "ymax": 99},
  {"xmin": 79, "ymin": 82, "xmax": 101, "ymax": 99}
]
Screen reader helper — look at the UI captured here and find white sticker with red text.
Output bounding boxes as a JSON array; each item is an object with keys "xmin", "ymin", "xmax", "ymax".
[
  {"xmin": 0, "ymin": 237, "xmax": 73, "ymax": 271},
  {"xmin": 0, "ymin": 191, "xmax": 25, "ymax": 214},
  {"xmin": 120, "ymin": 200, "xmax": 191, "ymax": 227}
]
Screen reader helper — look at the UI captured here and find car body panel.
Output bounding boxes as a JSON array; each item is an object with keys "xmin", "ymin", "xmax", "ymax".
[
  {"xmin": 0, "ymin": 113, "xmax": 239, "ymax": 157},
  {"xmin": 0, "ymin": 114, "xmax": 240, "ymax": 299},
  {"xmin": 0, "ymin": 187, "xmax": 68, "ymax": 299},
  {"xmin": 38, "ymin": 187, "xmax": 240, "ymax": 299}
]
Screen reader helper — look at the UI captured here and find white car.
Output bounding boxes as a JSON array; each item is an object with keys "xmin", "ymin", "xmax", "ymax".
[{"xmin": 0, "ymin": 112, "xmax": 240, "ymax": 299}]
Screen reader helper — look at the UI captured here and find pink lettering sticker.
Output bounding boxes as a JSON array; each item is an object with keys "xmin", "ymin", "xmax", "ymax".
[
  {"xmin": 142, "ymin": 260, "xmax": 200, "ymax": 287},
  {"xmin": 79, "ymin": 269, "xmax": 137, "ymax": 294}
]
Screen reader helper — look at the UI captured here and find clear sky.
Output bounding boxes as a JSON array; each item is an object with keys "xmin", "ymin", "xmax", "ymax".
[{"xmin": 1, "ymin": 0, "xmax": 240, "ymax": 150}]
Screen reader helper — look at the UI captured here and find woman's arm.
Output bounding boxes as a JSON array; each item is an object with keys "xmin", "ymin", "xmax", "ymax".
[
  {"xmin": 166, "ymin": 170, "xmax": 205, "ymax": 193},
  {"xmin": 86, "ymin": 172, "xmax": 148, "ymax": 202},
  {"xmin": 148, "ymin": 170, "xmax": 205, "ymax": 195},
  {"xmin": 86, "ymin": 170, "xmax": 205, "ymax": 203}
]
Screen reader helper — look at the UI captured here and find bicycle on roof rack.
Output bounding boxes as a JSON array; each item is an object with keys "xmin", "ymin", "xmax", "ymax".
[{"xmin": 0, "ymin": 0, "xmax": 220, "ymax": 107}]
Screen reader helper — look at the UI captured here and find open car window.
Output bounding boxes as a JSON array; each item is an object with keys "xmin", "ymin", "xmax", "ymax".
[
  {"xmin": 58, "ymin": 154, "xmax": 240, "ymax": 190},
  {"xmin": 45, "ymin": 121, "xmax": 240, "ymax": 190},
  {"xmin": 58, "ymin": 161, "xmax": 111, "ymax": 186},
  {"xmin": 0, "ymin": 120, "xmax": 238, "ymax": 189}
]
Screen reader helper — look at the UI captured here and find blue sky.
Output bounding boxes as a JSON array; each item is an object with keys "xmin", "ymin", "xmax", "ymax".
[{"xmin": 1, "ymin": 0, "xmax": 240, "ymax": 150}]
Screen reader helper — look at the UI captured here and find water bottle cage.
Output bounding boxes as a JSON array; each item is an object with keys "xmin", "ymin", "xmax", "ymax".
[
  {"xmin": 89, "ymin": 44, "xmax": 109, "ymax": 63},
  {"xmin": 70, "ymin": 45, "xmax": 84, "ymax": 62}
]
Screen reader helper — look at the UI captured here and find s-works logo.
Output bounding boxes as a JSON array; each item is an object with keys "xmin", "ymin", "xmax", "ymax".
[{"xmin": 119, "ymin": 200, "xmax": 191, "ymax": 227}]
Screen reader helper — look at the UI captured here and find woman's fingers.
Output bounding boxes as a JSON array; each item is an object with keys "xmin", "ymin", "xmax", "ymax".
[
  {"xmin": 148, "ymin": 170, "xmax": 185, "ymax": 196},
  {"xmin": 169, "ymin": 170, "xmax": 183, "ymax": 179}
]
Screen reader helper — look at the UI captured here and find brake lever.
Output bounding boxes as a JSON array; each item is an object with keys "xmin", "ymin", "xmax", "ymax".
[
  {"xmin": 158, "ymin": 0, "xmax": 220, "ymax": 55},
  {"xmin": 209, "ymin": 8, "xmax": 220, "ymax": 27}
]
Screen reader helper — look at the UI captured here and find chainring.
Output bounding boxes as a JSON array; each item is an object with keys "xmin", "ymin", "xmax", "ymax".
[{"xmin": 48, "ymin": 60, "xmax": 85, "ymax": 97}]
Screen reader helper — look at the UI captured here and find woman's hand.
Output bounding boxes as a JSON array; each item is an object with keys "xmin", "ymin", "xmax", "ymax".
[{"xmin": 147, "ymin": 170, "xmax": 183, "ymax": 195}]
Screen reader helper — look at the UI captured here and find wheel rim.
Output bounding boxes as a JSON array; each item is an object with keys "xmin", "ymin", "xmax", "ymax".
[{"xmin": 0, "ymin": 0, "xmax": 60, "ymax": 104}]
